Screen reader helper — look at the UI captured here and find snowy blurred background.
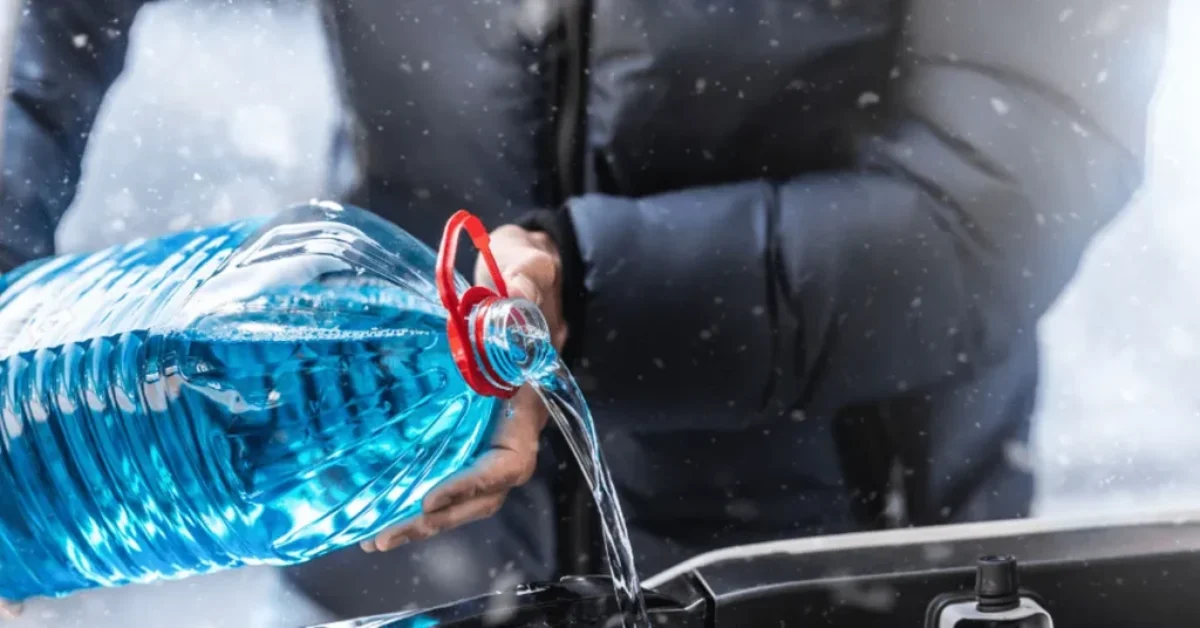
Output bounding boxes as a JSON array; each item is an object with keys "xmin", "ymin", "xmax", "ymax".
[{"xmin": 6, "ymin": 0, "xmax": 1200, "ymax": 625}]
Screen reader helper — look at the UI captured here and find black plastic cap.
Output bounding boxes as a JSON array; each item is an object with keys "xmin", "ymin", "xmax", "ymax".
[{"xmin": 975, "ymin": 555, "xmax": 1020, "ymax": 612}]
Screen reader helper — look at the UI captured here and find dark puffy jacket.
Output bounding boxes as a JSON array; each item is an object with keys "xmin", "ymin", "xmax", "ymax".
[{"xmin": 0, "ymin": 1, "xmax": 1168, "ymax": 547}]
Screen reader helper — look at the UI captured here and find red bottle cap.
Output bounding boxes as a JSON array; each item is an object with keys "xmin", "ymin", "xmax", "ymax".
[{"xmin": 436, "ymin": 210, "xmax": 517, "ymax": 399}]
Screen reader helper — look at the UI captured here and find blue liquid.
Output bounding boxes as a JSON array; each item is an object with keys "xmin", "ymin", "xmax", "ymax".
[{"xmin": 0, "ymin": 216, "xmax": 502, "ymax": 601}]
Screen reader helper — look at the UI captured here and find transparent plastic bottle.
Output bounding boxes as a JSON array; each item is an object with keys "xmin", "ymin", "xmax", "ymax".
[{"xmin": 0, "ymin": 202, "xmax": 553, "ymax": 601}]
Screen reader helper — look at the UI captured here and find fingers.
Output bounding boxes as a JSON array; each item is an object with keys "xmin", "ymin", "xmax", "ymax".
[
  {"xmin": 475, "ymin": 226, "xmax": 568, "ymax": 349},
  {"xmin": 362, "ymin": 450, "xmax": 528, "ymax": 554},
  {"xmin": 479, "ymin": 227, "xmax": 559, "ymax": 295},
  {"xmin": 0, "ymin": 600, "xmax": 22, "ymax": 620},
  {"xmin": 505, "ymin": 273, "xmax": 544, "ymax": 309},
  {"xmin": 424, "ymin": 490, "xmax": 508, "ymax": 531},
  {"xmin": 424, "ymin": 446, "xmax": 536, "ymax": 514},
  {"xmin": 362, "ymin": 388, "xmax": 545, "ymax": 554},
  {"xmin": 362, "ymin": 516, "xmax": 440, "ymax": 553},
  {"xmin": 363, "ymin": 490, "xmax": 508, "ymax": 553}
]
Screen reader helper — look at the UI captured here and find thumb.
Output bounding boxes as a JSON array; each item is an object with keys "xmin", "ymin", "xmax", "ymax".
[{"xmin": 505, "ymin": 272, "xmax": 543, "ymax": 308}]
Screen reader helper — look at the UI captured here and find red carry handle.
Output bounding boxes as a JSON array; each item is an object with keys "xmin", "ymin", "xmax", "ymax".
[{"xmin": 436, "ymin": 210, "xmax": 516, "ymax": 399}]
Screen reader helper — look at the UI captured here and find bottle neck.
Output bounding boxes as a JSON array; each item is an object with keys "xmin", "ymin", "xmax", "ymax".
[{"xmin": 470, "ymin": 297, "xmax": 556, "ymax": 392}]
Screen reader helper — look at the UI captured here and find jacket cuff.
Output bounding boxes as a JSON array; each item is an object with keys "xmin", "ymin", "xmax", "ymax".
[{"xmin": 515, "ymin": 208, "xmax": 586, "ymax": 364}]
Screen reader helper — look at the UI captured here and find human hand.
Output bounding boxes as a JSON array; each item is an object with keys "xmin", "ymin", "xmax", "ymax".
[{"xmin": 361, "ymin": 224, "xmax": 567, "ymax": 552}]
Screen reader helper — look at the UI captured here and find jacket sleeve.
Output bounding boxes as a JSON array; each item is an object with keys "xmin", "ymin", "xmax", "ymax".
[
  {"xmin": 532, "ymin": 0, "xmax": 1168, "ymax": 430},
  {"xmin": 0, "ymin": 1, "xmax": 150, "ymax": 273}
]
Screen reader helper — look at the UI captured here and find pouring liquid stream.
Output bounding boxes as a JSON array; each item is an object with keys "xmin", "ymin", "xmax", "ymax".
[
  {"xmin": 439, "ymin": 209, "xmax": 650, "ymax": 626},
  {"xmin": 530, "ymin": 359, "xmax": 651, "ymax": 628}
]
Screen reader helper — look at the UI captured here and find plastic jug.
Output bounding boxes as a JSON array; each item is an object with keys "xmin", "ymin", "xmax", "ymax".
[{"xmin": 0, "ymin": 202, "xmax": 552, "ymax": 601}]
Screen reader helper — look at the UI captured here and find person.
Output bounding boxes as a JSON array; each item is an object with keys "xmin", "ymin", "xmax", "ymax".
[{"xmin": 0, "ymin": 0, "xmax": 1169, "ymax": 620}]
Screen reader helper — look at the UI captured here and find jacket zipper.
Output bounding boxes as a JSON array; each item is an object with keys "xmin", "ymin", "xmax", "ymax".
[{"xmin": 554, "ymin": 0, "xmax": 591, "ymax": 201}]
